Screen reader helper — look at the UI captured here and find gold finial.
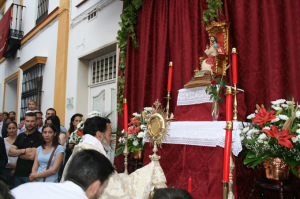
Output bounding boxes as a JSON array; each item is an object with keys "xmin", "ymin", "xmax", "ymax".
[
  {"xmin": 226, "ymin": 87, "xmax": 232, "ymax": 95},
  {"xmin": 153, "ymin": 99, "xmax": 161, "ymax": 110},
  {"xmin": 225, "ymin": 121, "xmax": 233, "ymax": 130},
  {"xmin": 231, "ymin": 48, "xmax": 237, "ymax": 54},
  {"xmin": 169, "ymin": 61, "xmax": 173, "ymax": 67},
  {"xmin": 123, "ymin": 98, "xmax": 127, "ymax": 104}
]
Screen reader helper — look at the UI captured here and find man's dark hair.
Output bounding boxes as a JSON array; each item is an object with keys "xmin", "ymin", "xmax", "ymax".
[
  {"xmin": 36, "ymin": 111, "xmax": 43, "ymax": 115},
  {"xmin": 0, "ymin": 180, "xmax": 14, "ymax": 199},
  {"xmin": 25, "ymin": 112, "xmax": 37, "ymax": 119},
  {"xmin": 83, "ymin": 116, "xmax": 111, "ymax": 136},
  {"xmin": 46, "ymin": 108, "xmax": 56, "ymax": 116},
  {"xmin": 41, "ymin": 123, "xmax": 59, "ymax": 148},
  {"xmin": 45, "ymin": 116, "xmax": 60, "ymax": 133},
  {"xmin": 153, "ymin": 188, "xmax": 193, "ymax": 199},
  {"xmin": 8, "ymin": 111, "xmax": 16, "ymax": 115},
  {"xmin": 65, "ymin": 149, "xmax": 114, "ymax": 190}
]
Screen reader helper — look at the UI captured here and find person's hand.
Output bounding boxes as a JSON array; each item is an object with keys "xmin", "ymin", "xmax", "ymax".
[
  {"xmin": 206, "ymin": 44, "xmax": 209, "ymax": 49},
  {"xmin": 9, "ymin": 169, "xmax": 15, "ymax": 176},
  {"xmin": 25, "ymin": 148, "xmax": 33, "ymax": 153},
  {"xmin": 29, "ymin": 172, "xmax": 37, "ymax": 182}
]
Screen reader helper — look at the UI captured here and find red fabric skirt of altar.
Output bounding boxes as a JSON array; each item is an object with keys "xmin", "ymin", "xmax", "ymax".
[
  {"xmin": 143, "ymin": 144, "xmax": 236, "ymax": 199},
  {"xmin": 142, "ymin": 143, "xmax": 263, "ymax": 199}
]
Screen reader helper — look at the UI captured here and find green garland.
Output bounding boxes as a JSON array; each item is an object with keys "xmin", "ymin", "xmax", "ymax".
[
  {"xmin": 202, "ymin": 0, "xmax": 223, "ymax": 26},
  {"xmin": 117, "ymin": 0, "xmax": 143, "ymax": 115}
]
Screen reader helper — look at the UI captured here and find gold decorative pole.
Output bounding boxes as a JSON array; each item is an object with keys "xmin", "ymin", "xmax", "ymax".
[
  {"xmin": 123, "ymin": 98, "xmax": 129, "ymax": 174},
  {"xmin": 166, "ymin": 91, "xmax": 171, "ymax": 120},
  {"xmin": 232, "ymin": 83, "xmax": 238, "ymax": 121},
  {"xmin": 223, "ymin": 182, "xmax": 229, "ymax": 199},
  {"xmin": 228, "ymin": 152, "xmax": 236, "ymax": 199},
  {"xmin": 166, "ymin": 61, "xmax": 173, "ymax": 120},
  {"xmin": 123, "ymin": 130, "xmax": 129, "ymax": 174},
  {"xmin": 149, "ymin": 140, "xmax": 161, "ymax": 162}
]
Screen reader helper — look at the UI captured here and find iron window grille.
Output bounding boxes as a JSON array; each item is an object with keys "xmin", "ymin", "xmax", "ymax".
[
  {"xmin": 90, "ymin": 52, "xmax": 117, "ymax": 85},
  {"xmin": 20, "ymin": 64, "xmax": 44, "ymax": 118},
  {"xmin": 36, "ymin": 0, "xmax": 48, "ymax": 24}
]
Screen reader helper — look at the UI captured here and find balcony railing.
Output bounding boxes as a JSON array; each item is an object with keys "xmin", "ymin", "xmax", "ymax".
[{"xmin": 3, "ymin": 4, "xmax": 25, "ymax": 58}]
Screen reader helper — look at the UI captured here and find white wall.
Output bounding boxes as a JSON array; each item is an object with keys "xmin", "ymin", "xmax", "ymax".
[
  {"xmin": 19, "ymin": 19, "xmax": 59, "ymax": 116},
  {"xmin": 65, "ymin": 0, "xmax": 122, "ymax": 128},
  {"xmin": 22, "ymin": 0, "xmax": 60, "ymax": 36},
  {"xmin": 0, "ymin": 54, "xmax": 20, "ymax": 113},
  {"xmin": 4, "ymin": 77, "xmax": 17, "ymax": 112}
]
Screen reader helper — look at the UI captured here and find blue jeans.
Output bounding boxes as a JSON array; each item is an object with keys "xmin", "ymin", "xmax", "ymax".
[{"xmin": 15, "ymin": 176, "xmax": 30, "ymax": 187}]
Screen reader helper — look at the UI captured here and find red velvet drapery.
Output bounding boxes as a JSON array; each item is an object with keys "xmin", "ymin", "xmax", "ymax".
[{"xmin": 123, "ymin": 0, "xmax": 300, "ymax": 120}]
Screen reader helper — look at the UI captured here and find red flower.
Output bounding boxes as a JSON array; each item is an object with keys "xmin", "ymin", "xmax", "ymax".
[
  {"xmin": 262, "ymin": 126, "xmax": 296, "ymax": 149},
  {"xmin": 252, "ymin": 107, "xmax": 276, "ymax": 128},
  {"xmin": 77, "ymin": 130, "xmax": 84, "ymax": 136},
  {"xmin": 128, "ymin": 117, "xmax": 140, "ymax": 126},
  {"xmin": 128, "ymin": 126, "xmax": 140, "ymax": 135},
  {"xmin": 211, "ymin": 80, "xmax": 217, "ymax": 85},
  {"xmin": 215, "ymin": 73, "xmax": 220, "ymax": 78}
]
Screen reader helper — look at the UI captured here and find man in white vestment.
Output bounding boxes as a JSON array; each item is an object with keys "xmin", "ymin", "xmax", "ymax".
[
  {"xmin": 11, "ymin": 149, "xmax": 115, "ymax": 199},
  {"xmin": 62, "ymin": 116, "xmax": 167, "ymax": 199}
]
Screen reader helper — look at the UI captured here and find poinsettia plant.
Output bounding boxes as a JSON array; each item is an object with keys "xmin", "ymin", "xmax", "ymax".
[
  {"xmin": 205, "ymin": 73, "xmax": 226, "ymax": 103},
  {"xmin": 240, "ymin": 99, "xmax": 300, "ymax": 177}
]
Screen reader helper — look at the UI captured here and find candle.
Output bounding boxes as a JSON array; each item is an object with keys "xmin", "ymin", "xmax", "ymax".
[
  {"xmin": 188, "ymin": 177, "xmax": 192, "ymax": 194},
  {"xmin": 167, "ymin": 62, "xmax": 173, "ymax": 92},
  {"xmin": 232, "ymin": 48, "xmax": 238, "ymax": 84},
  {"xmin": 223, "ymin": 87, "xmax": 233, "ymax": 182},
  {"xmin": 223, "ymin": 129, "xmax": 232, "ymax": 182},
  {"xmin": 226, "ymin": 87, "xmax": 233, "ymax": 121},
  {"xmin": 123, "ymin": 98, "xmax": 128, "ymax": 132}
]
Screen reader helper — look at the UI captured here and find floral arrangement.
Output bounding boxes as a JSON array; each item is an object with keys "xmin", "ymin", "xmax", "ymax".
[
  {"xmin": 240, "ymin": 99, "xmax": 300, "ymax": 177},
  {"xmin": 205, "ymin": 73, "xmax": 226, "ymax": 103},
  {"xmin": 115, "ymin": 107, "xmax": 153, "ymax": 157},
  {"xmin": 69, "ymin": 120, "xmax": 84, "ymax": 145}
]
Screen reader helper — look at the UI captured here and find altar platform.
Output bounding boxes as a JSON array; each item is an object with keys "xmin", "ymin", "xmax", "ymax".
[
  {"xmin": 141, "ymin": 86, "xmax": 255, "ymax": 199},
  {"xmin": 143, "ymin": 121, "xmax": 245, "ymax": 199}
]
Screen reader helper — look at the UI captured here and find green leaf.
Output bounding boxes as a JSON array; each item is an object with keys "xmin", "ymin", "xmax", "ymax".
[{"xmin": 115, "ymin": 146, "xmax": 124, "ymax": 157}]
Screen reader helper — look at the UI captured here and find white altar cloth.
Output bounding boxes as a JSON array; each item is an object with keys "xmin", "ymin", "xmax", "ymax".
[
  {"xmin": 144, "ymin": 121, "xmax": 243, "ymax": 156},
  {"xmin": 177, "ymin": 86, "xmax": 245, "ymax": 106},
  {"xmin": 177, "ymin": 86, "xmax": 212, "ymax": 106}
]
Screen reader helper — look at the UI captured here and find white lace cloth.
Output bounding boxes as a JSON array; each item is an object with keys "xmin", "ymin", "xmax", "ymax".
[
  {"xmin": 144, "ymin": 121, "xmax": 243, "ymax": 156},
  {"xmin": 177, "ymin": 86, "xmax": 212, "ymax": 105},
  {"xmin": 177, "ymin": 86, "xmax": 245, "ymax": 106}
]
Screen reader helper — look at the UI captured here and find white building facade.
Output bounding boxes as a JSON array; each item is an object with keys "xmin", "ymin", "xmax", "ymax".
[{"xmin": 0, "ymin": 0, "xmax": 122, "ymax": 131}]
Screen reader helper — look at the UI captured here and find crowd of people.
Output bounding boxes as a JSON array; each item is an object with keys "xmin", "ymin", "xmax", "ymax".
[
  {"xmin": 0, "ymin": 99, "xmax": 193, "ymax": 199},
  {"xmin": 0, "ymin": 100, "xmax": 85, "ymax": 188}
]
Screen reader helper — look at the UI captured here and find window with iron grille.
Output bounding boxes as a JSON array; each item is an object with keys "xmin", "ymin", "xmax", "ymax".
[
  {"xmin": 90, "ymin": 52, "xmax": 117, "ymax": 85},
  {"xmin": 88, "ymin": 9, "xmax": 97, "ymax": 21},
  {"xmin": 36, "ymin": 0, "xmax": 49, "ymax": 24},
  {"xmin": 20, "ymin": 64, "xmax": 44, "ymax": 118}
]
